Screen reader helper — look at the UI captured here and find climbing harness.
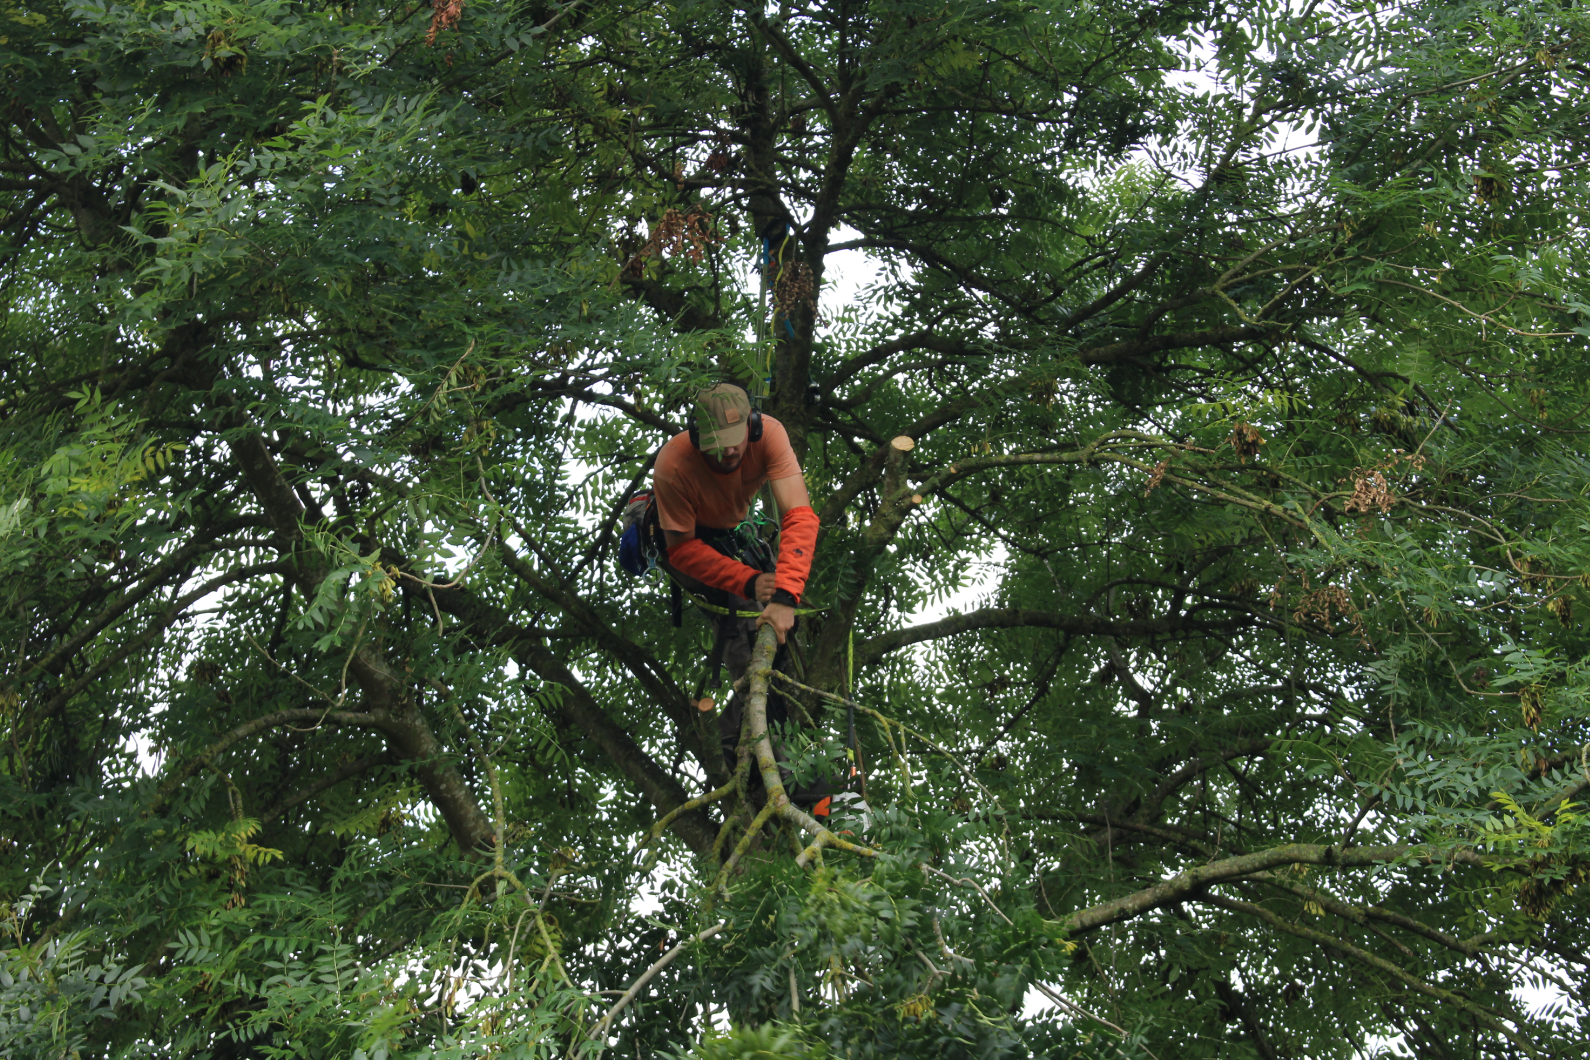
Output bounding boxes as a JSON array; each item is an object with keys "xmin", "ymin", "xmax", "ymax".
[{"xmin": 619, "ymin": 490, "xmax": 820, "ymax": 615}]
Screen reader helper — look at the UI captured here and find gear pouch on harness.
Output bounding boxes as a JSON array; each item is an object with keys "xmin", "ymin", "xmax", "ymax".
[
  {"xmin": 617, "ymin": 491, "xmax": 660, "ymax": 576},
  {"xmin": 696, "ymin": 518, "xmax": 777, "ymax": 578}
]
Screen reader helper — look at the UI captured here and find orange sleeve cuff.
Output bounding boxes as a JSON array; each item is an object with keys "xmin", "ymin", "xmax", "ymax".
[
  {"xmin": 667, "ymin": 537, "xmax": 761, "ymax": 599},
  {"xmin": 773, "ymin": 506, "xmax": 819, "ymax": 603}
]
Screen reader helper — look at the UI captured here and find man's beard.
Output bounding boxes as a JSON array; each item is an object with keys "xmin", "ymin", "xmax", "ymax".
[{"xmin": 703, "ymin": 452, "xmax": 743, "ymax": 473}]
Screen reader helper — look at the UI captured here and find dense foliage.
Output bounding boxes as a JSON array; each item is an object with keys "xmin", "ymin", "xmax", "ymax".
[{"xmin": 3, "ymin": 1, "xmax": 1590, "ymax": 1057}]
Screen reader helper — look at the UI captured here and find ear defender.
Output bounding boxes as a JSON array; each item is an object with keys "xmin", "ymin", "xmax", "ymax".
[{"xmin": 689, "ymin": 384, "xmax": 763, "ymax": 449}]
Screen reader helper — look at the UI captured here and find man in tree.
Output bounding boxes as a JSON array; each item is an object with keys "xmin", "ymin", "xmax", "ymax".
[
  {"xmin": 656, "ymin": 383, "xmax": 818, "ymax": 637},
  {"xmin": 652, "ymin": 382, "xmax": 820, "ymax": 755}
]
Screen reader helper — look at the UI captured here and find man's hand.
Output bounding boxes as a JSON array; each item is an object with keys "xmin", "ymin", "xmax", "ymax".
[
  {"xmin": 752, "ymin": 572, "xmax": 776, "ymax": 603},
  {"xmin": 757, "ymin": 602, "xmax": 796, "ymax": 644}
]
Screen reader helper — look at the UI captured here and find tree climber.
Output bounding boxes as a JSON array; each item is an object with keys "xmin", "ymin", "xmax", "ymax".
[
  {"xmin": 655, "ymin": 383, "xmax": 816, "ymax": 642},
  {"xmin": 636, "ymin": 382, "xmax": 826, "ymax": 806}
]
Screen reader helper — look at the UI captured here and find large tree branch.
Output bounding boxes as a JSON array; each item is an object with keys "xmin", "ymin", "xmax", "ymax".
[
  {"xmin": 1253, "ymin": 873, "xmax": 1490, "ymax": 959},
  {"xmin": 1064, "ymin": 843, "xmax": 1467, "ymax": 935},
  {"xmin": 1056, "ymin": 112, "xmax": 1268, "ymax": 335},
  {"xmin": 810, "ymin": 401, "xmax": 1081, "ymax": 686},
  {"xmin": 824, "ymin": 234, "xmax": 1032, "ymax": 310},
  {"xmin": 33, "ymin": 561, "xmax": 289, "ymax": 726},
  {"xmin": 807, "ymin": 87, "xmax": 886, "ymax": 252},
  {"xmin": 857, "ymin": 608, "xmax": 1246, "ymax": 666},
  {"xmin": 225, "ymin": 412, "xmax": 494, "ymax": 852},
  {"xmin": 908, "ymin": 433, "xmax": 1182, "ymax": 500},
  {"xmin": 1102, "ymin": 636, "xmax": 1156, "ymax": 715},
  {"xmin": 1135, "ymin": 738, "xmax": 1274, "ymax": 825},
  {"xmin": 1028, "ymin": 811, "xmax": 1219, "ymax": 858},
  {"xmin": 617, "ymin": 275, "xmax": 723, "ymax": 331},
  {"xmin": 822, "ymin": 429, "xmax": 1288, "ymax": 689},
  {"xmin": 419, "ymin": 580, "xmax": 720, "ymax": 856},
  {"xmin": 975, "ymin": 637, "xmax": 1068, "ymax": 758},
  {"xmin": 821, "ymin": 330, "xmax": 982, "ymax": 393},
  {"xmin": 1196, "ymin": 892, "xmax": 1540, "ymax": 1058},
  {"xmin": 749, "ymin": 14, "xmax": 836, "ymax": 120},
  {"xmin": 511, "ymin": 637, "xmax": 720, "ymax": 856},
  {"xmin": 563, "ymin": 388, "xmax": 680, "ymax": 436},
  {"xmin": 1212, "ymin": 979, "xmax": 1284, "ymax": 1060},
  {"xmin": 1058, "ymin": 248, "xmax": 1178, "ymax": 333},
  {"xmin": 493, "ymin": 542, "xmax": 702, "ymax": 749},
  {"xmin": 18, "ymin": 520, "xmax": 257, "ymax": 686},
  {"xmin": 1077, "ymin": 325, "xmax": 1279, "ymax": 366},
  {"xmin": 905, "ymin": 435, "xmax": 1317, "ymax": 534}
]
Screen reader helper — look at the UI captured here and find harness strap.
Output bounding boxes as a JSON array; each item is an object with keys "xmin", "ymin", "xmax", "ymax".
[
  {"xmin": 708, "ymin": 611, "xmax": 733, "ymax": 688},
  {"xmin": 673, "ymin": 581, "xmax": 823, "ymax": 619},
  {"xmin": 691, "ymin": 608, "xmax": 747, "ymax": 703}
]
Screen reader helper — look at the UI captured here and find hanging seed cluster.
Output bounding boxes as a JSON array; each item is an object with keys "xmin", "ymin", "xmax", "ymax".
[
  {"xmin": 773, "ymin": 260, "xmax": 816, "ymax": 319},
  {"xmin": 1229, "ymin": 422, "xmax": 1265, "ymax": 461},
  {"xmin": 427, "ymin": 0, "xmax": 465, "ymax": 45},
  {"xmin": 622, "ymin": 206, "xmax": 718, "ymax": 277}
]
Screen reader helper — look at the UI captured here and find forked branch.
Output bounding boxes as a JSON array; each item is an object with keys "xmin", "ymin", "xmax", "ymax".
[{"xmin": 745, "ymin": 625, "xmax": 877, "ymax": 869}]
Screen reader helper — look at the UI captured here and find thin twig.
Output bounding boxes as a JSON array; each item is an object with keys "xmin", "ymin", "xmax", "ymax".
[
  {"xmin": 920, "ymin": 863, "xmax": 1012, "ymax": 926},
  {"xmin": 933, "ymin": 915, "xmax": 974, "ymax": 968},
  {"xmin": 245, "ymin": 617, "xmax": 367, "ymax": 730},
  {"xmin": 1409, "ymin": 618, "xmax": 1510, "ymax": 697},
  {"xmin": 1031, "ymin": 981, "xmax": 1144, "ymax": 1049},
  {"xmin": 635, "ymin": 780, "xmax": 735, "ymax": 857},
  {"xmin": 587, "ymin": 921, "xmax": 726, "ymax": 1049},
  {"xmin": 715, "ymin": 797, "xmax": 779, "ymax": 889},
  {"xmin": 394, "ymin": 522, "xmax": 497, "ymax": 590},
  {"xmin": 1375, "ymin": 279, "xmax": 1578, "ymax": 337},
  {"xmin": 383, "ymin": 339, "xmax": 476, "ymax": 440},
  {"xmin": 503, "ymin": 904, "xmax": 534, "ymax": 995}
]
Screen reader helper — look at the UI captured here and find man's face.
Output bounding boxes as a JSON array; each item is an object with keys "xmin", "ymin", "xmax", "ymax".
[{"xmin": 701, "ymin": 442, "xmax": 743, "ymax": 473}]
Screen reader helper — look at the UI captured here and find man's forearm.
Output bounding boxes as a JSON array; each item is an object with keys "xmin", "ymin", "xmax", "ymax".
[
  {"xmin": 667, "ymin": 537, "xmax": 762, "ymax": 599},
  {"xmin": 772, "ymin": 505, "xmax": 819, "ymax": 603}
]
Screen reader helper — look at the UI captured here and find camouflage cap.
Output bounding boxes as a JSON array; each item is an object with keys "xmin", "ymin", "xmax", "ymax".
[{"xmin": 694, "ymin": 383, "xmax": 752, "ymax": 451}]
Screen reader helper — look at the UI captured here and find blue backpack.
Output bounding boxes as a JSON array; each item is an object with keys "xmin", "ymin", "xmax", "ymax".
[{"xmin": 617, "ymin": 491, "xmax": 659, "ymax": 576}]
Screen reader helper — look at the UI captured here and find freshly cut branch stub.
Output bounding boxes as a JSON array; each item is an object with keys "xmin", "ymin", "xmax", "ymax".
[{"xmin": 891, "ymin": 435, "xmax": 915, "ymax": 451}]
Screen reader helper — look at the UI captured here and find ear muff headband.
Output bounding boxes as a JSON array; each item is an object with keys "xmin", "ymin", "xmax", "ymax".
[{"xmin": 689, "ymin": 384, "xmax": 763, "ymax": 449}]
